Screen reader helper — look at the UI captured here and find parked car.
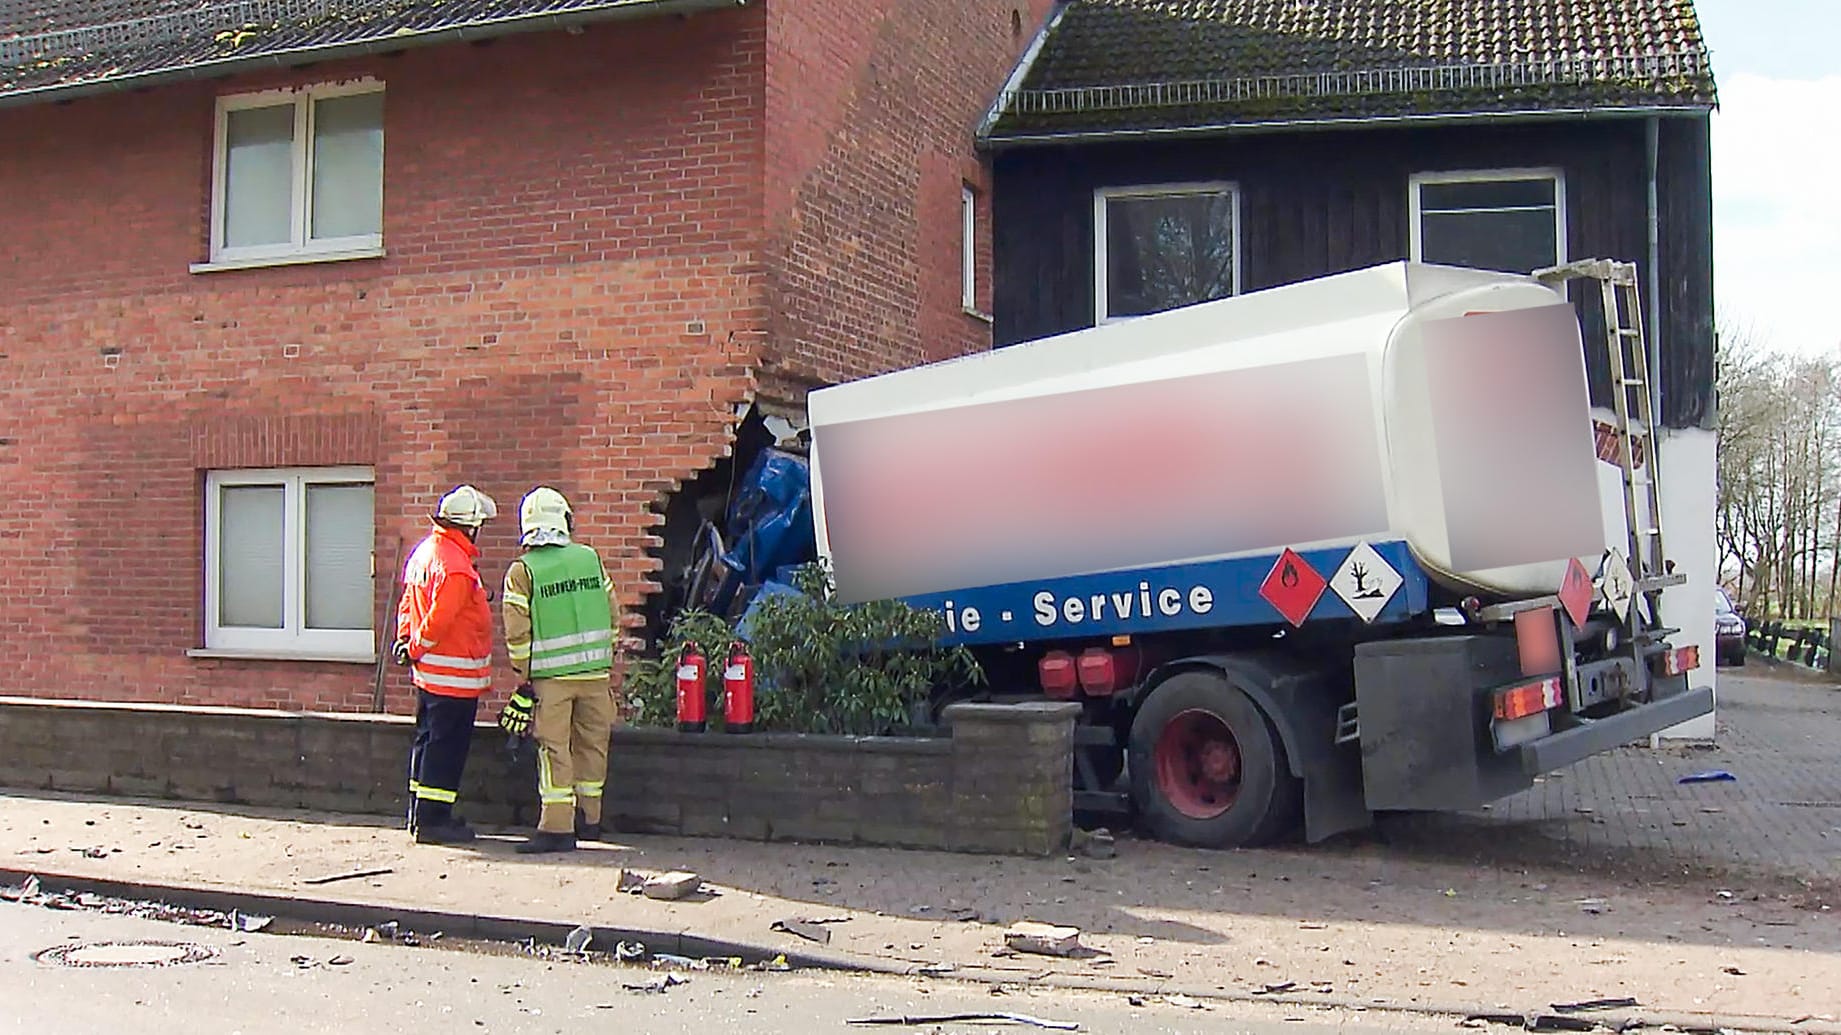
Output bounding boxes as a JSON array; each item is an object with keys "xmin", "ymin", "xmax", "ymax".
[{"xmin": 1715, "ymin": 588, "xmax": 1747, "ymax": 666}]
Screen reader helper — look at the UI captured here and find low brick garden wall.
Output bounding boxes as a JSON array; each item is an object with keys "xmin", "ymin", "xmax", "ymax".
[{"xmin": 0, "ymin": 697, "xmax": 1079, "ymax": 856}]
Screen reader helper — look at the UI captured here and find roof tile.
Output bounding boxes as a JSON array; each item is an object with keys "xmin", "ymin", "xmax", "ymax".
[
  {"xmin": 1, "ymin": 0, "xmax": 715, "ymax": 103},
  {"xmin": 987, "ymin": 0, "xmax": 1716, "ymax": 140}
]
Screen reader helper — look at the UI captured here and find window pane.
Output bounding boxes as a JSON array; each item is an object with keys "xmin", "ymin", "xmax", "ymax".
[
  {"xmin": 1105, "ymin": 192, "xmax": 1235, "ymax": 318},
  {"xmin": 224, "ymin": 104, "xmax": 296, "ymax": 249},
  {"xmin": 1420, "ymin": 178, "xmax": 1555, "ymax": 211},
  {"xmin": 305, "ymin": 482, "xmax": 374, "ymax": 631},
  {"xmin": 1421, "ymin": 209, "xmax": 1559, "ymax": 274},
  {"xmin": 310, "ymin": 93, "xmax": 383, "ymax": 241},
  {"xmin": 219, "ymin": 485, "xmax": 285, "ymax": 629}
]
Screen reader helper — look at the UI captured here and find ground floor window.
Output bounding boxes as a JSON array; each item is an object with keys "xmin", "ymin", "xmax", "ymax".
[
  {"xmin": 204, "ymin": 466, "xmax": 375, "ymax": 658},
  {"xmin": 1410, "ymin": 169, "xmax": 1565, "ymax": 275},
  {"xmin": 1094, "ymin": 182, "xmax": 1239, "ymax": 323}
]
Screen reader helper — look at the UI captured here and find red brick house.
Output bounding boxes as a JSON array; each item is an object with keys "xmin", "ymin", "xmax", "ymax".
[{"xmin": 0, "ymin": 0, "xmax": 1049, "ymax": 712}]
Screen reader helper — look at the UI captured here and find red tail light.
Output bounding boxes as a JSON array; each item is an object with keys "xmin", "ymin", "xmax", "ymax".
[
  {"xmin": 1493, "ymin": 677, "xmax": 1564, "ymax": 721},
  {"xmin": 1661, "ymin": 645, "xmax": 1700, "ymax": 676}
]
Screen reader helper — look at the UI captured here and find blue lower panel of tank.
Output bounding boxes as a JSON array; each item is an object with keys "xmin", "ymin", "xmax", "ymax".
[{"xmin": 901, "ymin": 541, "xmax": 1431, "ymax": 648}]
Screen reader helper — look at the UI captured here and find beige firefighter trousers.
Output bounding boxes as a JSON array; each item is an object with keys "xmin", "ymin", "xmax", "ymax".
[{"xmin": 532, "ymin": 674, "xmax": 616, "ymax": 833}]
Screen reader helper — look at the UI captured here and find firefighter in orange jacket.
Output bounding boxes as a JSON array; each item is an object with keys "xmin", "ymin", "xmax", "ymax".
[{"xmin": 394, "ymin": 484, "xmax": 499, "ymax": 845}]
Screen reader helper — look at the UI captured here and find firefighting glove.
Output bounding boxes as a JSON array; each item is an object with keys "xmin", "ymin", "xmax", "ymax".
[
  {"xmin": 498, "ymin": 685, "xmax": 536, "ymax": 737},
  {"xmin": 391, "ymin": 638, "xmax": 413, "ymax": 667}
]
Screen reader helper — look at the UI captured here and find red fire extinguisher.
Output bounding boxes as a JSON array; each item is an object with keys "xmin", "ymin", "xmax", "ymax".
[
  {"xmin": 723, "ymin": 640, "xmax": 754, "ymax": 734},
  {"xmin": 676, "ymin": 641, "xmax": 707, "ymax": 733}
]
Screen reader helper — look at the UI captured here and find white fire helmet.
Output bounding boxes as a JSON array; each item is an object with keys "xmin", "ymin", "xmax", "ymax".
[
  {"xmin": 519, "ymin": 486, "xmax": 573, "ymax": 547},
  {"xmin": 434, "ymin": 484, "xmax": 498, "ymax": 529}
]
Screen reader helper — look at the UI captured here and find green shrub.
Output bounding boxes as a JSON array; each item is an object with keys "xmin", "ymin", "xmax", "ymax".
[{"xmin": 624, "ymin": 562, "xmax": 983, "ymax": 735}]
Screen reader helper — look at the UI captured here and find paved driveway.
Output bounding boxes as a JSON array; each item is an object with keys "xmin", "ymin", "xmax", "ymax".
[{"xmin": 1376, "ymin": 667, "xmax": 1841, "ymax": 894}]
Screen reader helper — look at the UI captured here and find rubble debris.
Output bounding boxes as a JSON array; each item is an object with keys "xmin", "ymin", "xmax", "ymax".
[
  {"xmin": 772, "ymin": 919, "xmax": 833, "ymax": 945},
  {"xmin": 1552, "ymin": 998, "xmax": 1640, "ymax": 1014},
  {"xmin": 302, "ymin": 867, "xmax": 394, "ymax": 886},
  {"xmin": 846, "ymin": 1012, "xmax": 1078, "ymax": 1030},
  {"xmin": 1255, "ymin": 982, "xmax": 1298, "ymax": 995},
  {"xmin": 564, "ymin": 925, "xmax": 593, "ymax": 955},
  {"xmin": 617, "ymin": 870, "xmax": 647, "ymax": 894},
  {"xmin": 231, "ymin": 911, "xmax": 274, "ymax": 933},
  {"xmin": 614, "ymin": 941, "xmax": 648, "ymax": 963},
  {"xmin": 1004, "ymin": 922, "xmax": 1083, "ymax": 958},
  {"xmin": 642, "ymin": 871, "xmax": 703, "ymax": 901},
  {"xmin": 1069, "ymin": 828, "xmax": 1116, "ymax": 859},
  {"xmin": 623, "ymin": 973, "xmax": 689, "ymax": 994}
]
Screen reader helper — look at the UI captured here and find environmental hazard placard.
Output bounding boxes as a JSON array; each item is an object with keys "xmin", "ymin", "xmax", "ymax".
[{"xmin": 1329, "ymin": 541, "xmax": 1403, "ymax": 623}]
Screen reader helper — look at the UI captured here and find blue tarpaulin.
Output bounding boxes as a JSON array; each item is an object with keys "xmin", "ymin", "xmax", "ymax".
[{"xmin": 709, "ymin": 448, "xmax": 816, "ymax": 616}]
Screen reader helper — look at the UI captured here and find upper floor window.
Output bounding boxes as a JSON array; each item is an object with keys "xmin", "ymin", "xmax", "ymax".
[
  {"xmin": 1094, "ymin": 183, "xmax": 1239, "ymax": 323},
  {"xmin": 206, "ymin": 81, "xmax": 384, "ymax": 269},
  {"xmin": 962, "ymin": 184, "xmax": 978, "ymax": 312},
  {"xmin": 1409, "ymin": 169, "xmax": 1565, "ymax": 275}
]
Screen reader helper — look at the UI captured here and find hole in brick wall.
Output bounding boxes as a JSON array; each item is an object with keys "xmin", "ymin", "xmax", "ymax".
[
  {"xmin": 1012, "ymin": 8, "xmax": 1023, "ymax": 38},
  {"xmin": 639, "ymin": 403, "xmax": 812, "ymax": 644}
]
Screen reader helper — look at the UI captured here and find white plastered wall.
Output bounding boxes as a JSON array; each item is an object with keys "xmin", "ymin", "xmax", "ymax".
[{"xmin": 1598, "ymin": 421, "xmax": 1718, "ymax": 740}]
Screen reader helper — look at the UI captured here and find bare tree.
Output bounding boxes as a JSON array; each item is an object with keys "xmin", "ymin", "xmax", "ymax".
[{"xmin": 1717, "ymin": 323, "xmax": 1841, "ymax": 619}]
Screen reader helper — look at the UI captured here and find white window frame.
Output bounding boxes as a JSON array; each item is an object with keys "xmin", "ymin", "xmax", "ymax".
[
  {"xmin": 1093, "ymin": 181, "xmax": 1241, "ymax": 325},
  {"xmin": 199, "ymin": 78, "xmax": 385, "ymax": 273},
  {"xmin": 201, "ymin": 466, "xmax": 376, "ymax": 661},
  {"xmin": 1407, "ymin": 167, "xmax": 1567, "ymax": 273},
  {"xmin": 961, "ymin": 184, "xmax": 978, "ymax": 313}
]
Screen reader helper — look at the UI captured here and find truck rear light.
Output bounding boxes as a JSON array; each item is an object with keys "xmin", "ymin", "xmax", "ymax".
[
  {"xmin": 1038, "ymin": 651, "xmax": 1078, "ymax": 700},
  {"xmin": 1077, "ymin": 648, "xmax": 1119, "ymax": 696},
  {"xmin": 1493, "ymin": 677, "xmax": 1564, "ymax": 721},
  {"xmin": 1661, "ymin": 645, "xmax": 1700, "ymax": 676}
]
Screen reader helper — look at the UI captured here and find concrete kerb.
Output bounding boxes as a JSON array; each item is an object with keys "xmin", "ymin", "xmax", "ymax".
[
  {"xmin": 0, "ymin": 866, "xmax": 864, "ymax": 974},
  {"xmin": 4, "ymin": 865, "xmax": 1832, "ymax": 1035}
]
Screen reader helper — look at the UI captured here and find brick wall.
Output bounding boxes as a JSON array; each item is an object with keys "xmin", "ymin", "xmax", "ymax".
[
  {"xmin": 762, "ymin": 0, "xmax": 1056, "ymax": 384},
  {"xmin": 0, "ymin": 0, "xmax": 1051, "ymax": 714},
  {"xmin": 0, "ymin": 697, "xmax": 1080, "ymax": 856},
  {"xmin": 0, "ymin": 13, "xmax": 768, "ymax": 713}
]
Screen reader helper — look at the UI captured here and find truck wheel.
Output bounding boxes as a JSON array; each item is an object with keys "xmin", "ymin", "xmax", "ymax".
[{"xmin": 1128, "ymin": 670, "xmax": 1301, "ymax": 848}]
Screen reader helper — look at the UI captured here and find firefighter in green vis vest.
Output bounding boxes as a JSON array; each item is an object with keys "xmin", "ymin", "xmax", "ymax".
[{"xmin": 498, "ymin": 486, "xmax": 620, "ymax": 855}]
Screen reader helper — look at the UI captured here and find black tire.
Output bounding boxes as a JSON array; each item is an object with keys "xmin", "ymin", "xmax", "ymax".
[{"xmin": 1127, "ymin": 668, "xmax": 1302, "ymax": 849}]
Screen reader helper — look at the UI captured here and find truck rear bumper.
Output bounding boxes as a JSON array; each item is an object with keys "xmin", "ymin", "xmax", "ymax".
[{"xmin": 1519, "ymin": 685, "xmax": 1715, "ymax": 775}]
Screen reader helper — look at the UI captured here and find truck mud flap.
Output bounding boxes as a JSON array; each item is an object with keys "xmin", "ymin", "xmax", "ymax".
[{"xmin": 1520, "ymin": 685, "xmax": 1714, "ymax": 775}]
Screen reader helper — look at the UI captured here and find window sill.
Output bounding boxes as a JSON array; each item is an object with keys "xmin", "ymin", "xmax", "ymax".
[
  {"xmin": 188, "ymin": 648, "xmax": 376, "ymax": 665},
  {"xmin": 191, "ymin": 246, "xmax": 385, "ymax": 274},
  {"xmin": 962, "ymin": 306, "xmax": 994, "ymax": 324}
]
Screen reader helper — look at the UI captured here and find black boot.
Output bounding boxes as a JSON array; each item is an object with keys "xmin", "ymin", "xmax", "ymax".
[
  {"xmin": 414, "ymin": 819, "xmax": 476, "ymax": 845},
  {"xmin": 574, "ymin": 810, "xmax": 602, "ymax": 842},
  {"xmin": 515, "ymin": 831, "xmax": 576, "ymax": 855}
]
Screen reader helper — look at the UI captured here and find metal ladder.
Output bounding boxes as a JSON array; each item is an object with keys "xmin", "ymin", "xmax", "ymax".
[{"xmin": 1533, "ymin": 259, "xmax": 1671, "ymax": 628}]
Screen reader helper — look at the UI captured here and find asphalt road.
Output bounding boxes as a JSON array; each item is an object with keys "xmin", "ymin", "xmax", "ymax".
[{"xmin": 2, "ymin": 900, "xmax": 1457, "ymax": 1035}]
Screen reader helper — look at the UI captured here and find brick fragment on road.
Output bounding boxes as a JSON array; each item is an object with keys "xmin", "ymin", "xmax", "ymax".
[
  {"xmin": 642, "ymin": 871, "xmax": 703, "ymax": 901},
  {"xmin": 1004, "ymin": 921, "xmax": 1083, "ymax": 957}
]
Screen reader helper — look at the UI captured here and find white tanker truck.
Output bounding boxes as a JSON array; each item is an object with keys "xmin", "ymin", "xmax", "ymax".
[{"xmin": 806, "ymin": 259, "xmax": 1714, "ymax": 849}]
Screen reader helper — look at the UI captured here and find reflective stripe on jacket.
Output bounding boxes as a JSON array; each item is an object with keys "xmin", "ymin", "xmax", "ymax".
[
  {"xmin": 395, "ymin": 525, "xmax": 494, "ymax": 698},
  {"xmin": 505, "ymin": 543, "xmax": 614, "ymax": 679}
]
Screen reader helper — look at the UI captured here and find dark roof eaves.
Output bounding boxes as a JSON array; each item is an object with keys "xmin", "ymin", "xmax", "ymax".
[
  {"xmin": 0, "ymin": 0, "xmax": 745, "ymax": 110},
  {"xmin": 978, "ymin": 102, "xmax": 1716, "ymax": 149}
]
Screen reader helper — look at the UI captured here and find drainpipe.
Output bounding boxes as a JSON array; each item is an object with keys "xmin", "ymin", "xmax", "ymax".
[{"xmin": 1646, "ymin": 117, "xmax": 1662, "ymax": 424}]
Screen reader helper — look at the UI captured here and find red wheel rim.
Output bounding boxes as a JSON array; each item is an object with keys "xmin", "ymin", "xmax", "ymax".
[{"xmin": 1153, "ymin": 708, "xmax": 1242, "ymax": 819}]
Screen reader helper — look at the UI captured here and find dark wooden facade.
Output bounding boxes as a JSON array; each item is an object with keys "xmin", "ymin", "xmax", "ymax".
[{"xmin": 989, "ymin": 115, "xmax": 1715, "ymax": 430}]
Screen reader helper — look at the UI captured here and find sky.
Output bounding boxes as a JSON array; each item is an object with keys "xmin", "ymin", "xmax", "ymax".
[{"xmin": 1697, "ymin": 0, "xmax": 1841, "ymax": 357}]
